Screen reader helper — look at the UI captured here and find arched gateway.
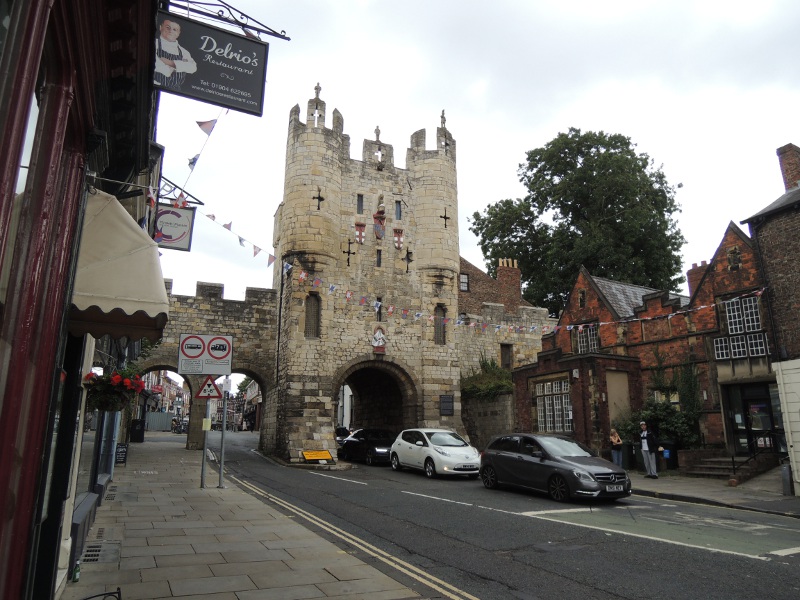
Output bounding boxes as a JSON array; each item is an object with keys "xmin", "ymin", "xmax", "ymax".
[{"xmin": 152, "ymin": 88, "xmax": 553, "ymax": 461}]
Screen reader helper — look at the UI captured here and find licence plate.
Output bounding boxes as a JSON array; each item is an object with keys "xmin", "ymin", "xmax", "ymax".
[
  {"xmin": 461, "ymin": 464, "xmax": 477, "ymax": 470},
  {"xmin": 607, "ymin": 484, "xmax": 624, "ymax": 492}
]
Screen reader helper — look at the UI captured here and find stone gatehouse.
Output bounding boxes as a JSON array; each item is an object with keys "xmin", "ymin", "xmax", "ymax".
[{"xmin": 147, "ymin": 87, "xmax": 556, "ymax": 460}]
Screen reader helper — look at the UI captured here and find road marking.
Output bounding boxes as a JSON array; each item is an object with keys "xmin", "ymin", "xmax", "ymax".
[
  {"xmin": 232, "ymin": 476, "xmax": 480, "ymax": 600},
  {"xmin": 309, "ymin": 472, "xmax": 367, "ymax": 485},
  {"xmin": 525, "ymin": 512, "xmax": 769, "ymax": 560},
  {"xmin": 769, "ymin": 546, "xmax": 800, "ymax": 556},
  {"xmin": 520, "ymin": 508, "xmax": 592, "ymax": 516},
  {"xmin": 402, "ymin": 491, "xmax": 473, "ymax": 506}
]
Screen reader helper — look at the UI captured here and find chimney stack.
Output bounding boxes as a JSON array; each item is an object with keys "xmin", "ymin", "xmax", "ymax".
[
  {"xmin": 686, "ymin": 260, "xmax": 708, "ymax": 297},
  {"xmin": 776, "ymin": 143, "xmax": 800, "ymax": 191}
]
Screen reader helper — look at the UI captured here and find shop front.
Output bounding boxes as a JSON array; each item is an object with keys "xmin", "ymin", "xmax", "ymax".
[{"xmin": 724, "ymin": 382, "xmax": 786, "ymax": 455}]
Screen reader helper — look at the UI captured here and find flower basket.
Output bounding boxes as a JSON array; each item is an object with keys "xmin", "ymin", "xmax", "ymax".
[
  {"xmin": 84, "ymin": 368, "xmax": 145, "ymax": 412},
  {"xmin": 86, "ymin": 389, "xmax": 135, "ymax": 412}
]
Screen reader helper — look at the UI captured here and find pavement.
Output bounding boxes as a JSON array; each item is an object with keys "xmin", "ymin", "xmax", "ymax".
[{"xmin": 58, "ymin": 432, "xmax": 800, "ymax": 600}]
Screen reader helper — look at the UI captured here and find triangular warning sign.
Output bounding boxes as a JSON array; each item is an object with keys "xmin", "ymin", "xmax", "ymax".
[{"xmin": 195, "ymin": 375, "xmax": 222, "ymax": 399}]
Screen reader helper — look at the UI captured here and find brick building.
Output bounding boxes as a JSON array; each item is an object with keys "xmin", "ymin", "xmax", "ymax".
[
  {"xmin": 742, "ymin": 142, "xmax": 800, "ymax": 484},
  {"xmin": 513, "ymin": 221, "xmax": 779, "ymax": 454}
]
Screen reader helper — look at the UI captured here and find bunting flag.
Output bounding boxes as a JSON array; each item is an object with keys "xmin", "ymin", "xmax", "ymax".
[
  {"xmin": 238, "ymin": 236, "xmax": 245, "ymax": 247},
  {"xmin": 253, "ymin": 246, "xmax": 262, "ymax": 257},
  {"xmin": 428, "ymin": 315, "xmax": 435, "ymax": 323},
  {"xmin": 188, "ymin": 154, "xmax": 200, "ymax": 170},
  {"xmin": 267, "ymin": 254, "xmax": 276, "ymax": 267},
  {"xmin": 387, "ymin": 305, "xmax": 394, "ymax": 316},
  {"xmin": 207, "ymin": 214, "xmax": 216, "ymax": 221},
  {"xmin": 482, "ymin": 323, "xmax": 488, "ymax": 332},
  {"xmin": 374, "ymin": 300, "xmax": 382, "ymax": 312},
  {"xmin": 223, "ymin": 222, "xmax": 232, "ymax": 230},
  {"xmin": 414, "ymin": 312, "xmax": 422, "ymax": 320},
  {"xmin": 298, "ymin": 271, "xmax": 308, "ymax": 282},
  {"xmin": 345, "ymin": 290, "xmax": 353, "ymax": 302},
  {"xmin": 312, "ymin": 277, "xmax": 322, "ymax": 289},
  {"xmin": 470, "ymin": 322, "xmax": 477, "ymax": 328},
  {"xmin": 443, "ymin": 318, "xmax": 450, "ymax": 325},
  {"xmin": 328, "ymin": 284, "xmax": 336, "ymax": 294},
  {"xmin": 283, "ymin": 262, "xmax": 292, "ymax": 274},
  {"xmin": 456, "ymin": 319, "xmax": 463, "ymax": 326},
  {"xmin": 197, "ymin": 119, "xmax": 217, "ymax": 135},
  {"xmin": 147, "ymin": 186, "xmax": 157, "ymax": 208},
  {"xmin": 359, "ymin": 296, "xmax": 367, "ymax": 306},
  {"xmin": 495, "ymin": 325, "xmax": 502, "ymax": 332},
  {"xmin": 172, "ymin": 192, "xmax": 188, "ymax": 208}
]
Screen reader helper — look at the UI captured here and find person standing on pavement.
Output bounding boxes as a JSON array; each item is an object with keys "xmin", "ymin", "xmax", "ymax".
[
  {"xmin": 639, "ymin": 421, "xmax": 660, "ymax": 478},
  {"xmin": 610, "ymin": 428, "xmax": 623, "ymax": 467}
]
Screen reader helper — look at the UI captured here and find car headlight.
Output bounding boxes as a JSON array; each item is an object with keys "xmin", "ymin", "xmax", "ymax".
[
  {"xmin": 572, "ymin": 470, "xmax": 595, "ymax": 482},
  {"xmin": 433, "ymin": 446, "xmax": 451, "ymax": 457}
]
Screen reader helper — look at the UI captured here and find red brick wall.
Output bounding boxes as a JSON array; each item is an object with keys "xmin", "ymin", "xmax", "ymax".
[
  {"xmin": 514, "ymin": 224, "xmax": 771, "ymax": 446},
  {"xmin": 458, "ymin": 257, "xmax": 530, "ymax": 315}
]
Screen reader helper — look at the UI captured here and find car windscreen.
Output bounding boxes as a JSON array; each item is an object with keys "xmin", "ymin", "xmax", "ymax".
[
  {"xmin": 425, "ymin": 431, "xmax": 468, "ymax": 447},
  {"xmin": 537, "ymin": 437, "xmax": 593, "ymax": 457}
]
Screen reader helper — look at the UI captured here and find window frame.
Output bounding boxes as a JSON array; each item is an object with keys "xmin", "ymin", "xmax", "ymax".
[
  {"xmin": 304, "ymin": 293, "xmax": 321, "ymax": 338},
  {"xmin": 459, "ymin": 273, "xmax": 469, "ymax": 292}
]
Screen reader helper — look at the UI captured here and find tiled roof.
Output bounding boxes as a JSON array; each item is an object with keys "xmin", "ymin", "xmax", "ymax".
[
  {"xmin": 592, "ymin": 276, "xmax": 689, "ymax": 318},
  {"xmin": 742, "ymin": 186, "xmax": 800, "ymax": 224}
]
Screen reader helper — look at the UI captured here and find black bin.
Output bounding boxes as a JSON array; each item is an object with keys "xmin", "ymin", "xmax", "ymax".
[
  {"xmin": 130, "ymin": 419, "xmax": 145, "ymax": 443},
  {"xmin": 621, "ymin": 442, "xmax": 636, "ymax": 470}
]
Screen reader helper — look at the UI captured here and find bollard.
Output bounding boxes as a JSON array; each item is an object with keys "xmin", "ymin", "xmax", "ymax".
[{"xmin": 782, "ymin": 463, "xmax": 795, "ymax": 496}]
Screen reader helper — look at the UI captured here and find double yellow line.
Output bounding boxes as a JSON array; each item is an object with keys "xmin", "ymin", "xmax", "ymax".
[{"xmin": 232, "ymin": 476, "xmax": 480, "ymax": 600}]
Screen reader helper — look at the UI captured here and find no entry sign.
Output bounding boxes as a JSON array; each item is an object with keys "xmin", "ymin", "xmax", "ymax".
[{"xmin": 178, "ymin": 333, "xmax": 233, "ymax": 375}]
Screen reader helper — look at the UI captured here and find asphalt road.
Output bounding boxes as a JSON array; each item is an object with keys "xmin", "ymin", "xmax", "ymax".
[{"xmin": 209, "ymin": 432, "xmax": 800, "ymax": 600}]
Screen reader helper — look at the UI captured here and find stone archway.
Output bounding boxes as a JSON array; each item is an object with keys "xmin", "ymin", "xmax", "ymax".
[
  {"xmin": 135, "ymin": 280, "xmax": 278, "ymax": 449},
  {"xmin": 333, "ymin": 355, "xmax": 420, "ymax": 435}
]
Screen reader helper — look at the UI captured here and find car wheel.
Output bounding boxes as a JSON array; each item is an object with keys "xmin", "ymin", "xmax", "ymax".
[
  {"xmin": 548, "ymin": 474, "xmax": 570, "ymax": 502},
  {"xmin": 366, "ymin": 450, "xmax": 374, "ymax": 466},
  {"xmin": 391, "ymin": 453, "xmax": 402, "ymax": 471},
  {"xmin": 424, "ymin": 458, "xmax": 437, "ymax": 478},
  {"xmin": 480, "ymin": 465, "xmax": 498, "ymax": 489}
]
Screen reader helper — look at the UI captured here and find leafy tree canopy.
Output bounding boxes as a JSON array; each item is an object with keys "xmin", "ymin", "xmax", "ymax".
[
  {"xmin": 470, "ymin": 128, "xmax": 686, "ymax": 315},
  {"xmin": 237, "ymin": 376, "xmax": 252, "ymax": 395}
]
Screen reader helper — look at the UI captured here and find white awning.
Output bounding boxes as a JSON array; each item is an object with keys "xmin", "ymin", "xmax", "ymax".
[{"xmin": 69, "ymin": 189, "xmax": 169, "ymax": 341}]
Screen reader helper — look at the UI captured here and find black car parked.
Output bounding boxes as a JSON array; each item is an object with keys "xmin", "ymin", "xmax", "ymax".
[
  {"xmin": 480, "ymin": 433, "xmax": 631, "ymax": 502},
  {"xmin": 337, "ymin": 428, "xmax": 395, "ymax": 465}
]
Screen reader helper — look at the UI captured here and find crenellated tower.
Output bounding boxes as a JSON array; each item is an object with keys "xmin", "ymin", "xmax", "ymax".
[{"xmin": 270, "ymin": 85, "xmax": 463, "ymax": 461}]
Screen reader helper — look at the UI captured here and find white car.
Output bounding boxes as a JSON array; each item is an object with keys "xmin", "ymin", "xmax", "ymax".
[{"xmin": 390, "ymin": 429, "xmax": 480, "ymax": 478}]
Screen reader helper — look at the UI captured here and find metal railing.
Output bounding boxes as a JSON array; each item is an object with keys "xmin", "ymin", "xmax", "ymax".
[{"xmin": 731, "ymin": 429, "xmax": 785, "ymax": 475}]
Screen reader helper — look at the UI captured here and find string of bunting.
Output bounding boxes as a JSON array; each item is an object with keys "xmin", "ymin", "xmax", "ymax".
[
  {"xmin": 157, "ymin": 114, "xmax": 279, "ymax": 268},
  {"xmin": 283, "ymin": 263, "xmax": 766, "ymax": 336}
]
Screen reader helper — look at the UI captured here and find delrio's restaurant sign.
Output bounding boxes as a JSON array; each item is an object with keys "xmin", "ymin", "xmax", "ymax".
[
  {"xmin": 178, "ymin": 334, "xmax": 233, "ymax": 375},
  {"xmin": 154, "ymin": 10, "xmax": 268, "ymax": 116}
]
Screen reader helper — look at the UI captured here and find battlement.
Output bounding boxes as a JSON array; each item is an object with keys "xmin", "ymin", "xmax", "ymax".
[
  {"xmin": 287, "ymin": 84, "xmax": 455, "ymax": 169},
  {"xmin": 164, "ymin": 279, "xmax": 276, "ymax": 305}
]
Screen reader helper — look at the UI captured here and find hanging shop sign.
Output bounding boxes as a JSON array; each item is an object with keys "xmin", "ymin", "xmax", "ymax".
[
  {"xmin": 154, "ymin": 10, "xmax": 268, "ymax": 116},
  {"xmin": 154, "ymin": 204, "xmax": 195, "ymax": 251}
]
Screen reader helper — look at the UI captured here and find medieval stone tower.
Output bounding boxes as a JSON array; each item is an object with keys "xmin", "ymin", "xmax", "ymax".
[{"xmin": 269, "ymin": 85, "xmax": 462, "ymax": 460}]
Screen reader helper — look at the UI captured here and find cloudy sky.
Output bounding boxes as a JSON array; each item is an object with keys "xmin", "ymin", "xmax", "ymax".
[{"xmin": 156, "ymin": 0, "xmax": 800, "ymax": 303}]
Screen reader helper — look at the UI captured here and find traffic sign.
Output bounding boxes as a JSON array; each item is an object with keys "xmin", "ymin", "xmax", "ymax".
[
  {"xmin": 195, "ymin": 375, "xmax": 222, "ymax": 399},
  {"xmin": 178, "ymin": 333, "xmax": 233, "ymax": 375}
]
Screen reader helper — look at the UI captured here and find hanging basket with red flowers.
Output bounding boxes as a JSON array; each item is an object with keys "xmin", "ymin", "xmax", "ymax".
[{"xmin": 83, "ymin": 366, "xmax": 146, "ymax": 412}]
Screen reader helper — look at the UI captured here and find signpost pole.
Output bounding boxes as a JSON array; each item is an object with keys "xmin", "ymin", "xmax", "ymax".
[
  {"xmin": 201, "ymin": 398, "xmax": 210, "ymax": 488},
  {"xmin": 218, "ymin": 391, "xmax": 228, "ymax": 488}
]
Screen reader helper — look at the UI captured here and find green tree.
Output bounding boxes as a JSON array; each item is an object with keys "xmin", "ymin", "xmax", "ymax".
[
  {"xmin": 470, "ymin": 128, "xmax": 685, "ymax": 315},
  {"xmin": 237, "ymin": 376, "xmax": 252, "ymax": 395}
]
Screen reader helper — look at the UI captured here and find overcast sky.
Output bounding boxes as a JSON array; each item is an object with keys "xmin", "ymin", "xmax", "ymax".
[{"xmin": 156, "ymin": 0, "xmax": 800, "ymax": 306}]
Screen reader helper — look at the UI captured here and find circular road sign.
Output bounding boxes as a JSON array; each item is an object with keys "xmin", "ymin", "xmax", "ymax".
[
  {"xmin": 207, "ymin": 336, "xmax": 232, "ymax": 361},
  {"xmin": 181, "ymin": 335, "xmax": 205, "ymax": 359}
]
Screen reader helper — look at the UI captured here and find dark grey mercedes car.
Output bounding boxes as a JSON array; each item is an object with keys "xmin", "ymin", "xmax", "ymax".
[{"xmin": 479, "ymin": 433, "xmax": 631, "ymax": 502}]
